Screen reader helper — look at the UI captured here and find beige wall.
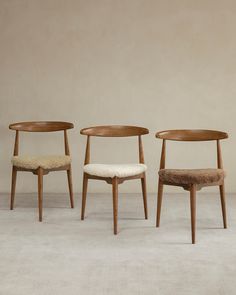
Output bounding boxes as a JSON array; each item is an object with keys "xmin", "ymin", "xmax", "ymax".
[{"xmin": 0, "ymin": 0, "xmax": 235, "ymax": 194}]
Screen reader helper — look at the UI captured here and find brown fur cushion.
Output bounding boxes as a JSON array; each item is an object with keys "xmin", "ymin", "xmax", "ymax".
[{"xmin": 159, "ymin": 168, "xmax": 225, "ymax": 185}]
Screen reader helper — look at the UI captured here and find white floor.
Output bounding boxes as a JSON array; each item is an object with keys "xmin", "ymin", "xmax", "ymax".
[{"xmin": 0, "ymin": 192, "xmax": 236, "ymax": 295}]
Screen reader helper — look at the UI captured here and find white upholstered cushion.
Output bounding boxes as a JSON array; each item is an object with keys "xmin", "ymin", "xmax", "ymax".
[
  {"xmin": 12, "ymin": 155, "xmax": 71, "ymax": 170},
  {"xmin": 84, "ymin": 163, "xmax": 147, "ymax": 178}
]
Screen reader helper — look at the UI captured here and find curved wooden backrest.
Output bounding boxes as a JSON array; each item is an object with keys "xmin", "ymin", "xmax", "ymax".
[
  {"xmin": 80, "ymin": 125, "xmax": 149, "ymax": 137},
  {"xmin": 156, "ymin": 129, "xmax": 228, "ymax": 141},
  {"xmin": 9, "ymin": 121, "xmax": 74, "ymax": 132}
]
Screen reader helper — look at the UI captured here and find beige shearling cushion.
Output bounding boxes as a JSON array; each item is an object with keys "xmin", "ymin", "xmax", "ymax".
[
  {"xmin": 12, "ymin": 155, "xmax": 71, "ymax": 170},
  {"xmin": 159, "ymin": 168, "xmax": 225, "ymax": 185},
  {"xmin": 84, "ymin": 163, "xmax": 147, "ymax": 178}
]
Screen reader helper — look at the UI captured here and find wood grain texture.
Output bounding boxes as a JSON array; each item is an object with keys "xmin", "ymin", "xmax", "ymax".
[
  {"xmin": 9, "ymin": 121, "xmax": 74, "ymax": 132},
  {"xmin": 156, "ymin": 129, "xmax": 228, "ymax": 141},
  {"xmin": 80, "ymin": 125, "xmax": 149, "ymax": 137}
]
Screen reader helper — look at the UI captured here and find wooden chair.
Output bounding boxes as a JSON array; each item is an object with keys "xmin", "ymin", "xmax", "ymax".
[
  {"xmin": 80, "ymin": 125, "xmax": 149, "ymax": 234},
  {"xmin": 155, "ymin": 129, "xmax": 228, "ymax": 244},
  {"xmin": 9, "ymin": 121, "xmax": 74, "ymax": 221}
]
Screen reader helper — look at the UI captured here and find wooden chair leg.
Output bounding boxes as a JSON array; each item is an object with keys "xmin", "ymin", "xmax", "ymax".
[
  {"xmin": 219, "ymin": 183, "xmax": 227, "ymax": 228},
  {"xmin": 156, "ymin": 179, "xmax": 164, "ymax": 227},
  {"xmin": 112, "ymin": 177, "xmax": 118, "ymax": 235},
  {"xmin": 38, "ymin": 167, "xmax": 43, "ymax": 222},
  {"xmin": 141, "ymin": 175, "xmax": 148, "ymax": 219},
  {"xmin": 10, "ymin": 167, "xmax": 17, "ymax": 210},
  {"xmin": 67, "ymin": 166, "xmax": 74, "ymax": 208},
  {"xmin": 190, "ymin": 184, "xmax": 196, "ymax": 244},
  {"xmin": 81, "ymin": 174, "xmax": 88, "ymax": 220}
]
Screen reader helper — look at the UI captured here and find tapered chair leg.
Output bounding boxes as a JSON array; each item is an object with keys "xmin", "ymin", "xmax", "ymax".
[
  {"xmin": 141, "ymin": 175, "xmax": 148, "ymax": 219},
  {"xmin": 10, "ymin": 167, "xmax": 17, "ymax": 210},
  {"xmin": 81, "ymin": 174, "xmax": 88, "ymax": 220},
  {"xmin": 67, "ymin": 166, "xmax": 74, "ymax": 208},
  {"xmin": 156, "ymin": 179, "xmax": 164, "ymax": 227},
  {"xmin": 38, "ymin": 167, "xmax": 43, "ymax": 222},
  {"xmin": 219, "ymin": 183, "xmax": 227, "ymax": 228},
  {"xmin": 190, "ymin": 184, "xmax": 196, "ymax": 244},
  {"xmin": 112, "ymin": 177, "xmax": 118, "ymax": 235}
]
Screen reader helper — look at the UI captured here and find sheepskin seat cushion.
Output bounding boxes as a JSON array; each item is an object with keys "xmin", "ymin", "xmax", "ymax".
[
  {"xmin": 12, "ymin": 155, "xmax": 71, "ymax": 170},
  {"xmin": 159, "ymin": 168, "xmax": 225, "ymax": 185},
  {"xmin": 84, "ymin": 164, "xmax": 147, "ymax": 178}
]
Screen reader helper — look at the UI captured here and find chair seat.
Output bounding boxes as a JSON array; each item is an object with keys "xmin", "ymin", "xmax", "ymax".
[
  {"xmin": 84, "ymin": 163, "xmax": 147, "ymax": 178},
  {"xmin": 159, "ymin": 168, "xmax": 225, "ymax": 186},
  {"xmin": 12, "ymin": 155, "xmax": 71, "ymax": 170}
]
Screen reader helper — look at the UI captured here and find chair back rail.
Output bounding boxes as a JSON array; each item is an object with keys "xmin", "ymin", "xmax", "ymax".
[
  {"xmin": 81, "ymin": 125, "xmax": 149, "ymax": 165},
  {"xmin": 156, "ymin": 129, "xmax": 228, "ymax": 170},
  {"xmin": 9, "ymin": 121, "xmax": 73, "ymax": 156},
  {"xmin": 9, "ymin": 121, "xmax": 74, "ymax": 132},
  {"xmin": 80, "ymin": 125, "xmax": 149, "ymax": 137},
  {"xmin": 156, "ymin": 129, "xmax": 228, "ymax": 141}
]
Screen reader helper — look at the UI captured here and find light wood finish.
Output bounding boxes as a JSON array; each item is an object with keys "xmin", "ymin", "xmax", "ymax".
[
  {"xmin": 9, "ymin": 121, "xmax": 74, "ymax": 221},
  {"xmin": 80, "ymin": 125, "xmax": 149, "ymax": 234},
  {"xmin": 155, "ymin": 129, "xmax": 228, "ymax": 244}
]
